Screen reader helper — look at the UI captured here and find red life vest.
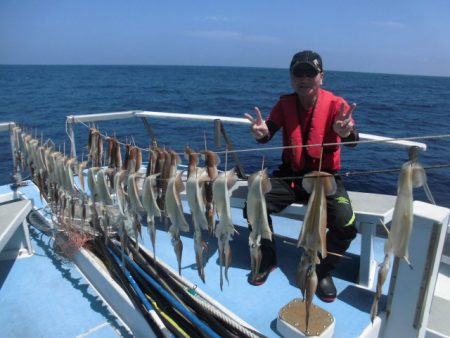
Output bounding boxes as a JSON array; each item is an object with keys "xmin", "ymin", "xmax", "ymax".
[{"xmin": 267, "ymin": 89, "xmax": 348, "ymax": 172}]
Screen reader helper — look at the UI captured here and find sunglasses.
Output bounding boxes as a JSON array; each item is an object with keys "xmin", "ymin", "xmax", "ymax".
[{"xmin": 292, "ymin": 67, "xmax": 319, "ymax": 78}]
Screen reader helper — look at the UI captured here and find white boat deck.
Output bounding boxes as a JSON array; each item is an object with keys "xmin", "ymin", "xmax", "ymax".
[
  {"xmin": 1, "ymin": 180, "xmax": 449, "ymax": 338},
  {"xmin": 1, "ymin": 114, "xmax": 449, "ymax": 338},
  {"xmin": 0, "ymin": 187, "xmax": 132, "ymax": 338}
]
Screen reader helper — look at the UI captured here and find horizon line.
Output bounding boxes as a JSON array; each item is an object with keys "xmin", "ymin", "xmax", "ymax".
[{"xmin": 0, "ymin": 63, "xmax": 448, "ymax": 78}]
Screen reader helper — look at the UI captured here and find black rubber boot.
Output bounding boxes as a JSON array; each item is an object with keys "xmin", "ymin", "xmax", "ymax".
[
  {"xmin": 316, "ymin": 271, "xmax": 337, "ymax": 302},
  {"xmin": 249, "ymin": 238, "xmax": 277, "ymax": 285},
  {"xmin": 315, "ymin": 236, "xmax": 354, "ymax": 302},
  {"xmin": 249, "ymin": 239, "xmax": 277, "ymax": 285},
  {"xmin": 316, "ymin": 254, "xmax": 337, "ymax": 302},
  {"xmin": 244, "ymin": 209, "xmax": 278, "ymax": 286}
]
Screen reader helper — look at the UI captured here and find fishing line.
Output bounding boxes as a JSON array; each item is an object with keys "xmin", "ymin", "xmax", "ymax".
[
  {"xmin": 238, "ymin": 134, "xmax": 426, "ymax": 157},
  {"xmin": 34, "ymin": 120, "xmax": 450, "ymax": 190},
  {"xmin": 135, "ymin": 162, "xmax": 450, "ymax": 184},
  {"xmin": 213, "ymin": 132, "xmax": 450, "ymax": 156},
  {"xmin": 224, "ymin": 146, "xmax": 228, "ymax": 172},
  {"xmin": 318, "ymin": 143, "xmax": 324, "ymax": 172},
  {"xmin": 340, "ymin": 163, "xmax": 450, "ymax": 177},
  {"xmin": 230, "ymin": 162, "xmax": 450, "ymax": 182},
  {"xmin": 69, "ymin": 119, "xmax": 147, "ymax": 151}
]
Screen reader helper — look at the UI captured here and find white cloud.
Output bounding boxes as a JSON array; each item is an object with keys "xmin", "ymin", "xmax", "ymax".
[
  {"xmin": 369, "ymin": 21, "xmax": 404, "ymax": 28},
  {"xmin": 186, "ymin": 30, "xmax": 281, "ymax": 44}
]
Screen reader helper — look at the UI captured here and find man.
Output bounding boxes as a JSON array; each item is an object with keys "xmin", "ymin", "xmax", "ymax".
[{"xmin": 244, "ymin": 50, "xmax": 358, "ymax": 302}]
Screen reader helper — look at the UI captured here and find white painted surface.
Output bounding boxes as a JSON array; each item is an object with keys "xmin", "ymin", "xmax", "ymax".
[{"xmin": 381, "ymin": 202, "xmax": 450, "ymax": 338}]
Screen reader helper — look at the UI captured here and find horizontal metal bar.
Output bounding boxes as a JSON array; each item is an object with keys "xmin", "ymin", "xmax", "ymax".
[
  {"xmin": 65, "ymin": 110, "xmax": 428, "ymax": 150},
  {"xmin": 137, "ymin": 112, "xmax": 426, "ymax": 150},
  {"xmin": 359, "ymin": 132, "xmax": 427, "ymax": 151},
  {"xmin": 66, "ymin": 111, "xmax": 139, "ymax": 123},
  {"xmin": 0, "ymin": 122, "xmax": 16, "ymax": 132},
  {"xmin": 136, "ymin": 111, "xmax": 251, "ymax": 124}
]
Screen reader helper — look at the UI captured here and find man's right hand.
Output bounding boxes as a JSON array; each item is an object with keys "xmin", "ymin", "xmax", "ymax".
[{"xmin": 244, "ymin": 107, "xmax": 269, "ymax": 140}]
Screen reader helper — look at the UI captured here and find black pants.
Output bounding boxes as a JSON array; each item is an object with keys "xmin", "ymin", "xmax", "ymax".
[{"xmin": 244, "ymin": 166, "xmax": 357, "ymax": 277}]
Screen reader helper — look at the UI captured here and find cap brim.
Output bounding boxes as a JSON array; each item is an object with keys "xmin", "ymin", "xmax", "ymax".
[{"xmin": 291, "ymin": 61, "xmax": 321, "ymax": 72}]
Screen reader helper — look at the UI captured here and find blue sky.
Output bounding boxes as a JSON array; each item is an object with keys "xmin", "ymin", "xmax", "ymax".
[{"xmin": 1, "ymin": 0, "xmax": 450, "ymax": 76}]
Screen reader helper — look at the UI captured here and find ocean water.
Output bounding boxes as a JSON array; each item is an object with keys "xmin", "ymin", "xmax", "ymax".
[{"xmin": 1, "ymin": 65, "xmax": 449, "ymax": 207}]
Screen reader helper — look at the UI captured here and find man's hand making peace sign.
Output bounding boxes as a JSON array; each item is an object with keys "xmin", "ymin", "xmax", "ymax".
[
  {"xmin": 244, "ymin": 107, "xmax": 269, "ymax": 140},
  {"xmin": 333, "ymin": 103, "xmax": 356, "ymax": 138}
]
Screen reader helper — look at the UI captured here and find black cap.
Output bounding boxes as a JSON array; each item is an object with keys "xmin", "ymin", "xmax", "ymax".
[{"xmin": 290, "ymin": 50, "xmax": 323, "ymax": 73}]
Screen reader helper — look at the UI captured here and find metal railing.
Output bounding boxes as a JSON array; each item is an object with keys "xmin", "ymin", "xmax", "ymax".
[{"xmin": 65, "ymin": 110, "xmax": 428, "ymax": 160}]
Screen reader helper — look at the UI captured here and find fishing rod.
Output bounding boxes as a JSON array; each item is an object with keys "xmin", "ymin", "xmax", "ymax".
[
  {"xmin": 91, "ymin": 237, "xmax": 169, "ymax": 338},
  {"xmin": 130, "ymin": 241, "xmax": 264, "ymax": 338},
  {"xmin": 124, "ymin": 240, "xmax": 243, "ymax": 338},
  {"xmin": 115, "ymin": 243, "xmax": 223, "ymax": 338},
  {"xmin": 102, "ymin": 235, "xmax": 207, "ymax": 338},
  {"xmin": 122, "ymin": 258, "xmax": 202, "ymax": 338},
  {"xmin": 119, "ymin": 243, "xmax": 235, "ymax": 337},
  {"xmin": 108, "ymin": 247, "xmax": 173, "ymax": 338},
  {"xmin": 139, "ymin": 243, "xmax": 263, "ymax": 337},
  {"xmin": 107, "ymin": 239, "xmax": 204, "ymax": 338},
  {"xmin": 92, "ymin": 222, "xmax": 196, "ymax": 338},
  {"xmin": 142, "ymin": 291, "xmax": 192, "ymax": 338},
  {"xmin": 119, "ymin": 239, "xmax": 193, "ymax": 308},
  {"xmin": 174, "ymin": 283, "xmax": 264, "ymax": 338}
]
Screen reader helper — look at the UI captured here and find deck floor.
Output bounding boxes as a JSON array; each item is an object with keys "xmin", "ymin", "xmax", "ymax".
[
  {"xmin": 0, "ymin": 185, "xmax": 132, "ymax": 338},
  {"xmin": 138, "ymin": 203, "xmax": 387, "ymax": 338},
  {"xmin": 1, "ymin": 181, "xmax": 389, "ymax": 338}
]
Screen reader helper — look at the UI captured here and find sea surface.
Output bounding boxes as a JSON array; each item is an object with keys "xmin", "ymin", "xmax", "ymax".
[{"xmin": 1, "ymin": 65, "xmax": 450, "ymax": 207}]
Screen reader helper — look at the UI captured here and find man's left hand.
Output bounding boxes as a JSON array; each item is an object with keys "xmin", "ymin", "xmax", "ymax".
[{"xmin": 333, "ymin": 103, "xmax": 356, "ymax": 138}]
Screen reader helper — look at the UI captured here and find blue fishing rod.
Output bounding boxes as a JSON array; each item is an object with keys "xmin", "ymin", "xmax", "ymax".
[
  {"xmin": 108, "ymin": 248, "xmax": 174, "ymax": 338},
  {"xmin": 127, "ymin": 239, "xmax": 261, "ymax": 338},
  {"xmin": 93, "ymin": 235, "xmax": 196, "ymax": 338},
  {"xmin": 91, "ymin": 236, "xmax": 172, "ymax": 338},
  {"xmin": 107, "ymin": 235, "xmax": 240, "ymax": 337},
  {"xmin": 93, "ymin": 216, "xmax": 205, "ymax": 338},
  {"xmin": 111, "ymin": 244, "xmax": 221, "ymax": 338}
]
